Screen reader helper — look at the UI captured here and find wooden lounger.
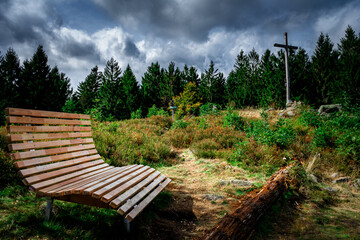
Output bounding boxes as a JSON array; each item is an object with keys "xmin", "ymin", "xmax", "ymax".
[{"xmin": 5, "ymin": 107, "xmax": 171, "ymax": 231}]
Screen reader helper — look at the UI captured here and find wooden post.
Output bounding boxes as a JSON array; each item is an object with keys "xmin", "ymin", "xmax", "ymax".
[
  {"xmin": 274, "ymin": 32, "xmax": 298, "ymax": 105},
  {"xmin": 284, "ymin": 32, "xmax": 290, "ymax": 104}
]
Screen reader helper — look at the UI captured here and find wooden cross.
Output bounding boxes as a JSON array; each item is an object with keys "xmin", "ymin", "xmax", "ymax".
[{"xmin": 274, "ymin": 32, "xmax": 298, "ymax": 105}]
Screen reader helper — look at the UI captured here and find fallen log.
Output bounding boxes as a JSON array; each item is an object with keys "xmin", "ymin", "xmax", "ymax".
[{"xmin": 199, "ymin": 165, "xmax": 293, "ymax": 240}]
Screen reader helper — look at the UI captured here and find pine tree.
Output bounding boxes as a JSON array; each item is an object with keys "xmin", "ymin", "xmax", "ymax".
[
  {"xmin": 77, "ymin": 66, "xmax": 102, "ymax": 112},
  {"xmin": 122, "ymin": 64, "xmax": 141, "ymax": 118},
  {"xmin": 199, "ymin": 61, "xmax": 226, "ymax": 106},
  {"xmin": 98, "ymin": 57, "xmax": 125, "ymax": 120},
  {"xmin": 182, "ymin": 65, "xmax": 200, "ymax": 86},
  {"xmin": 258, "ymin": 49, "xmax": 284, "ymax": 107},
  {"xmin": 227, "ymin": 50, "xmax": 251, "ymax": 107},
  {"xmin": 141, "ymin": 62, "xmax": 164, "ymax": 112},
  {"xmin": 338, "ymin": 25, "xmax": 360, "ymax": 105},
  {"xmin": 162, "ymin": 62, "xmax": 183, "ymax": 107},
  {"xmin": 17, "ymin": 45, "xmax": 71, "ymax": 111},
  {"xmin": 291, "ymin": 48, "xmax": 311, "ymax": 103},
  {"xmin": 47, "ymin": 66, "xmax": 72, "ymax": 111},
  {"xmin": 0, "ymin": 48, "xmax": 21, "ymax": 116},
  {"xmin": 311, "ymin": 33, "xmax": 339, "ymax": 105}
]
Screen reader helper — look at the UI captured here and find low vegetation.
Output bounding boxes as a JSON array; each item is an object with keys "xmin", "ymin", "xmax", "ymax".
[{"xmin": 0, "ymin": 105, "xmax": 359, "ymax": 239}]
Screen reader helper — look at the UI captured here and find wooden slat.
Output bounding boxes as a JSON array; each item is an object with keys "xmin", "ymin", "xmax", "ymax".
[
  {"xmin": 53, "ymin": 167, "xmax": 131, "ymax": 196},
  {"xmin": 12, "ymin": 144, "xmax": 95, "ymax": 160},
  {"xmin": 82, "ymin": 165, "xmax": 143, "ymax": 196},
  {"xmin": 19, "ymin": 154, "xmax": 101, "ymax": 177},
  {"xmin": 24, "ymin": 159, "xmax": 104, "ymax": 185},
  {"xmin": 31, "ymin": 163, "xmax": 109, "ymax": 190},
  {"xmin": 7, "ymin": 116, "xmax": 91, "ymax": 126},
  {"xmin": 6, "ymin": 108, "xmax": 90, "ymax": 120},
  {"xmin": 8, "ymin": 125, "xmax": 92, "ymax": 133},
  {"xmin": 71, "ymin": 166, "xmax": 135, "ymax": 194},
  {"xmin": 9, "ymin": 132, "xmax": 92, "ymax": 142},
  {"xmin": 91, "ymin": 166, "xmax": 149, "ymax": 198},
  {"xmin": 117, "ymin": 175, "xmax": 167, "ymax": 215},
  {"xmin": 125, "ymin": 178, "xmax": 171, "ymax": 221},
  {"xmin": 37, "ymin": 166, "xmax": 115, "ymax": 196},
  {"xmin": 101, "ymin": 168, "xmax": 156, "ymax": 203},
  {"xmin": 110, "ymin": 171, "xmax": 161, "ymax": 209},
  {"xmin": 14, "ymin": 149, "xmax": 98, "ymax": 168},
  {"xmin": 9, "ymin": 138, "xmax": 94, "ymax": 151}
]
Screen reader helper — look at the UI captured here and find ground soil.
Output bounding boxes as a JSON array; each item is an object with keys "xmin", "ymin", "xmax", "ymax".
[{"xmin": 146, "ymin": 148, "xmax": 262, "ymax": 239}]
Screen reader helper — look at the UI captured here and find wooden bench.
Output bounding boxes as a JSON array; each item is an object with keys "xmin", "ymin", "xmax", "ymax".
[{"xmin": 5, "ymin": 107, "xmax": 171, "ymax": 231}]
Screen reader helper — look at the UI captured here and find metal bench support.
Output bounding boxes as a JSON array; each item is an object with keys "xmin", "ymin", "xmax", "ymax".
[
  {"xmin": 45, "ymin": 197, "xmax": 53, "ymax": 221},
  {"xmin": 124, "ymin": 218, "xmax": 131, "ymax": 233}
]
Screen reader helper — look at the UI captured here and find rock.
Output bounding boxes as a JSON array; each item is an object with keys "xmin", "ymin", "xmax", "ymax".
[
  {"xmin": 265, "ymin": 108, "xmax": 275, "ymax": 113},
  {"xmin": 318, "ymin": 104, "xmax": 342, "ymax": 115},
  {"xmin": 203, "ymin": 194, "xmax": 224, "ymax": 201},
  {"xmin": 331, "ymin": 172, "xmax": 339, "ymax": 178},
  {"xmin": 323, "ymin": 186, "xmax": 339, "ymax": 193},
  {"xmin": 286, "ymin": 101, "xmax": 293, "ymax": 108},
  {"xmin": 218, "ymin": 180, "xmax": 231, "ymax": 185},
  {"xmin": 218, "ymin": 179, "xmax": 254, "ymax": 187},
  {"xmin": 230, "ymin": 180, "xmax": 254, "ymax": 187},
  {"xmin": 332, "ymin": 177, "xmax": 350, "ymax": 184},
  {"xmin": 286, "ymin": 110, "xmax": 295, "ymax": 117},
  {"xmin": 309, "ymin": 174, "xmax": 321, "ymax": 183},
  {"xmin": 279, "ymin": 107, "xmax": 298, "ymax": 118},
  {"xmin": 353, "ymin": 179, "xmax": 360, "ymax": 190}
]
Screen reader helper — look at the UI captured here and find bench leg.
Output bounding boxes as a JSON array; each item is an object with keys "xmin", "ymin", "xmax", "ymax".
[
  {"xmin": 45, "ymin": 198, "xmax": 53, "ymax": 221},
  {"xmin": 124, "ymin": 218, "xmax": 130, "ymax": 233}
]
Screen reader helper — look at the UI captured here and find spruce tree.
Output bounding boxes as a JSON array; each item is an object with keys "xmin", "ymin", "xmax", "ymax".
[
  {"xmin": 199, "ymin": 61, "xmax": 226, "ymax": 106},
  {"xmin": 227, "ymin": 50, "xmax": 251, "ymax": 107},
  {"xmin": 291, "ymin": 48, "xmax": 311, "ymax": 103},
  {"xmin": 311, "ymin": 33, "xmax": 339, "ymax": 105},
  {"xmin": 77, "ymin": 66, "xmax": 102, "ymax": 112},
  {"xmin": 141, "ymin": 62, "xmax": 164, "ymax": 112},
  {"xmin": 99, "ymin": 57, "xmax": 125, "ymax": 120},
  {"xmin": 182, "ymin": 65, "xmax": 200, "ymax": 87},
  {"xmin": 0, "ymin": 48, "xmax": 21, "ymax": 117},
  {"xmin": 18, "ymin": 45, "xmax": 71, "ymax": 111},
  {"xmin": 162, "ymin": 62, "xmax": 183, "ymax": 106},
  {"xmin": 122, "ymin": 64, "xmax": 141, "ymax": 118},
  {"xmin": 47, "ymin": 66, "xmax": 72, "ymax": 111},
  {"xmin": 338, "ymin": 25, "xmax": 360, "ymax": 105}
]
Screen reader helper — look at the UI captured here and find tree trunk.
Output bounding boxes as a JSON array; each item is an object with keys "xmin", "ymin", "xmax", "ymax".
[{"xmin": 199, "ymin": 165, "xmax": 292, "ymax": 240}]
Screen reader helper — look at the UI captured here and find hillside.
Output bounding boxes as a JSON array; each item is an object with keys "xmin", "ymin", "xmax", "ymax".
[{"xmin": 0, "ymin": 107, "xmax": 359, "ymax": 239}]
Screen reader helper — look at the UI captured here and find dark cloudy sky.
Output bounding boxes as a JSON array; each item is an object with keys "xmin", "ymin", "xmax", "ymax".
[{"xmin": 1, "ymin": 0, "xmax": 359, "ymax": 89}]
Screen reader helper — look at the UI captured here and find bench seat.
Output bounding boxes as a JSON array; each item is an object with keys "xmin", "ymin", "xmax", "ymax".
[{"xmin": 6, "ymin": 107, "xmax": 171, "ymax": 223}]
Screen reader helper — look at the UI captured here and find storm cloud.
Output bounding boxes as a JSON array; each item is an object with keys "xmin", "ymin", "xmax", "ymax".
[
  {"xmin": 93, "ymin": 0, "xmax": 357, "ymax": 41},
  {"xmin": 1, "ymin": 0, "xmax": 359, "ymax": 88}
]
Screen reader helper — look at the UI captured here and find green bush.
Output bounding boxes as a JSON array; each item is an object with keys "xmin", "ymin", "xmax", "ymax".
[
  {"xmin": 245, "ymin": 118, "xmax": 296, "ymax": 149},
  {"xmin": 171, "ymin": 119, "xmax": 189, "ymax": 130},
  {"xmin": 147, "ymin": 105, "xmax": 168, "ymax": 118},
  {"xmin": 0, "ymin": 127, "xmax": 21, "ymax": 189},
  {"xmin": 199, "ymin": 103, "xmax": 221, "ymax": 116},
  {"xmin": 223, "ymin": 108, "xmax": 245, "ymax": 130},
  {"xmin": 131, "ymin": 108, "xmax": 142, "ymax": 119},
  {"xmin": 298, "ymin": 109, "xmax": 322, "ymax": 127}
]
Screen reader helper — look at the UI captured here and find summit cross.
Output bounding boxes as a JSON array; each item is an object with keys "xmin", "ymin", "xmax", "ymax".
[{"xmin": 274, "ymin": 32, "xmax": 298, "ymax": 104}]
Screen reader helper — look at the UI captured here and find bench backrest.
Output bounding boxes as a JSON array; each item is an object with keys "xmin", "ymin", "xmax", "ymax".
[{"xmin": 6, "ymin": 108, "xmax": 106, "ymax": 190}]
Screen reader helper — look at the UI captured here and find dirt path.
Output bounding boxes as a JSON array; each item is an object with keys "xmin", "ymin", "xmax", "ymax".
[{"xmin": 149, "ymin": 148, "xmax": 263, "ymax": 239}]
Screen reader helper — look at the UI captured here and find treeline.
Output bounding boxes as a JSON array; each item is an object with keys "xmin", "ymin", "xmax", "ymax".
[{"xmin": 1, "ymin": 26, "xmax": 359, "ymax": 122}]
